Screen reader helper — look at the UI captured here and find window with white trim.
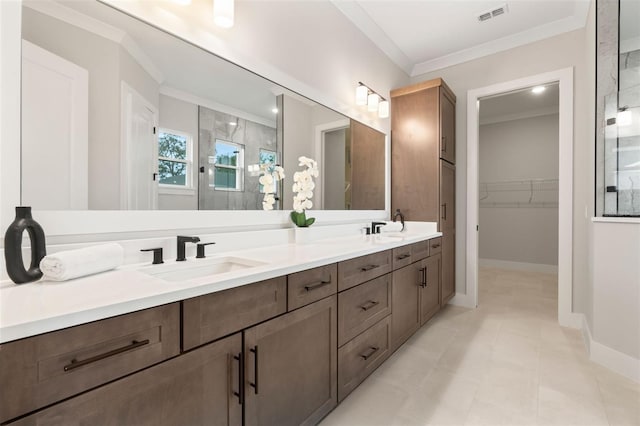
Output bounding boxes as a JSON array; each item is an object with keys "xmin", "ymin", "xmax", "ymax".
[
  {"xmin": 158, "ymin": 129, "xmax": 193, "ymax": 190},
  {"xmin": 210, "ymin": 139, "xmax": 244, "ymax": 191}
]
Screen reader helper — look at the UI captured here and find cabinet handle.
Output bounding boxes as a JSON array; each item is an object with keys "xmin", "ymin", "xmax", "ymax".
[
  {"xmin": 418, "ymin": 267, "xmax": 426, "ymax": 288},
  {"xmin": 431, "ymin": 243, "xmax": 440, "ymax": 249},
  {"xmin": 442, "ymin": 136, "xmax": 447, "ymax": 153},
  {"xmin": 360, "ymin": 300, "xmax": 380, "ymax": 311},
  {"xmin": 233, "ymin": 353, "xmax": 244, "ymax": 405},
  {"xmin": 304, "ymin": 277, "xmax": 331, "ymax": 291},
  {"xmin": 360, "ymin": 346, "xmax": 380, "ymax": 361},
  {"xmin": 396, "ymin": 253, "xmax": 411, "ymax": 260},
  {"xmin": 249, "ymin": 346, "xmax": 259, "ymax": 394},
  {"xmin": 63, "ymin": 339, "xmax": 149, "ymax": 372},
  {"xmin": 441, "ymin": 204, "xmax": 447, "ymax": 220},
  {"xmin": 360, "ymin": 264, "xmax": 379, "ymax": 272}
]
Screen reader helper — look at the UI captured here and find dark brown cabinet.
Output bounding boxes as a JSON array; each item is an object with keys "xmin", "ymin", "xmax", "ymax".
[
  {"xmin": 391, "ymin": 77, "xmax": 456, "ymax": 308},
  {"xmin": 420, "ymin": 254, "xmax": 441, "ymax": 325},
  {"xmin": 244, "ymin": 295, "xmax": 337, "ymax": 426},
  {"xmin": 11, "ymin": 333, "xmax": 243, "ymax": 426},
  {"xmin": 391, "ymin": 261, "xmax": 422, "ymax": 351},
  {"xmin": 391, "ymin": 252, "xmax": 442, "ymax": 350}
]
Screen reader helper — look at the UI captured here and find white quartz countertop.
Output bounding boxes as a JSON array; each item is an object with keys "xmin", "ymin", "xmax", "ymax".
[{"xmin": 0, "ymin": 228, "xmax": 441, "ymax": 344}]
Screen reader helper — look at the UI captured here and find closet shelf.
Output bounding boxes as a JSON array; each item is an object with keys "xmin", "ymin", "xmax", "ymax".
[{"xmin": 479, "ymin": 178, "xmax": 558, "ymax": 208}]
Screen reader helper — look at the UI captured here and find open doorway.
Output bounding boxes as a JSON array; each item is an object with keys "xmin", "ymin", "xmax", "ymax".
[
  {"xmin": 477, "ymin": 82, "xmax": 560, "ymax": 314},
  {"xmin": 466, "ymin": 68, "xmax": 579, "ymax": 328}
]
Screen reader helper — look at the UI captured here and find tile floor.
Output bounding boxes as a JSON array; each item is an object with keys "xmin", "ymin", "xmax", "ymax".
[{"xmin": 321, "ymin": 267, "xmax": 640, "ymax": 426}]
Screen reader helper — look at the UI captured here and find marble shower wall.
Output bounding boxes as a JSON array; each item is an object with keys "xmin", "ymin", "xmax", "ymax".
[{"xmin": 198, "ymin": 106, "xmax": 277, "ymax": 210}]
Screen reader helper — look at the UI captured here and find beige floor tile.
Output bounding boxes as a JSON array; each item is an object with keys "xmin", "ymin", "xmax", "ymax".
[
  {"xmin": 491, "ymin": 330, "xmax": 541, "ymax": 372},
  {"xmin": 597, "ymin": 373, "xmax": 640, "ymax": 426},
  {"xmin": 537, "ymin": 384, "xmax": 610, "ymax": 425},
  {"xmin": 464, "ymin": 399, "xmax": 537, "ymax": 426},
  {"xmin": 475, "ymin": 358, "xmax": 539, "ymax": 418}
]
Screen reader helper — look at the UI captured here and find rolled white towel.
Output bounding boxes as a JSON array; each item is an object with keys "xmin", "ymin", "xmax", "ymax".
[
  {"xmin": 40, "ymin": 243, "xmax": 124, "ymax": 281},
  {"xmin": 380, "ymin": 221, "xmax": 404, "ymax": 233}
]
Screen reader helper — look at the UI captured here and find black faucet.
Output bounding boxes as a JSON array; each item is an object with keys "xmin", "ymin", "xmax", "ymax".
[
  {"xmin": 371, "ymin": 222, "xmax": 386, "ymax": 234},
  {"xmin": 176, "ymin": 236, "xmax": 200, "ymax": 261},
  {"xmin": 393, "ymin": 209, "xmax": 405, "ymax": 231}
]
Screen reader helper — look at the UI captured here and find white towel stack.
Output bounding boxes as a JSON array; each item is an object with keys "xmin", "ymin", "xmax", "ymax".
[
  {"xmin": 380, "ymin": 221, "xmax": 404, "ymax": 233},
  {"xmin": 40, "ymin": 243, "xmax": 124, "ymax": 281}
]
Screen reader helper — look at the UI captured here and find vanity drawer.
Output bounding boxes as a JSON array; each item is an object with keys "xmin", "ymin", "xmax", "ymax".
[
  {"xmin": 183, "ymin": 276, "xmax": 286, "ymax": 350},
  {"xmin": 338, "ymin": 250, "xmax": 392, "ymax": 291},
  {"xmin": 288, "ymin": 263, "xmax": 337, "ymax": 311},
  {"xmin": 428, "ymin": 237, "xmax": 442, "ymax": 255},
  {"xmin": 337, "ymin": 315, "xmax": 391, "ymax": 401},
  {"xmin": 0, "ymin": 303, "xmax": 180, "ymax": 424},
  {"xmin": 338, "ymin": 274, "xmax": 391, "ymax": 346},
  {"xmin": 411, "ymin": 240, "xmax": 430, "ymax": 261},
  {"xmin": 392, "ymin": 245, "xmax": 413, "ymax": 269}
]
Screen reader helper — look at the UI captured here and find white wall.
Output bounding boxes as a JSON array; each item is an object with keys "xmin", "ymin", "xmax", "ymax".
[
  {"xmin": 412, "ymin": 25, "xmax": 593, "ymax": 313},
  {"xmin": 479, "ymin": 114, "xmax": 559, "ymax": 267},
  {"xmin": 591, "ymin": 221, "xmax": 640, "ymax": 360},
  {"xmin": 158, "ymin": 94, "xmax": 199, "ymax": 210}
]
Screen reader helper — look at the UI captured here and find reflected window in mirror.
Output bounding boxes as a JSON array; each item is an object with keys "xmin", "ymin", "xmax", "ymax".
[
  {"xmin": 259, "ymin": 149, "xmax": 278, "ymax": 194},
  {"xmin": 211, "ymin": 140, "xmax": 245, "ymax": 191},
  {"xmin": 158, "ymin": 129, "xmax": 193, "ymax": 190}
]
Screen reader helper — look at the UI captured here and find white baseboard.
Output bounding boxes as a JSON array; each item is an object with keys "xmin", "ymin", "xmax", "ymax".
[
  {"xmin": 581, "ymin": 314, "xmax": 640, "ymax": 383},
  {"xmin": 479, "ymin": 258, "xmax": 558, "ymax": 274},
  {"xmin": 448, "ymin": 292, "xmax": 476, "ymax": 309}
]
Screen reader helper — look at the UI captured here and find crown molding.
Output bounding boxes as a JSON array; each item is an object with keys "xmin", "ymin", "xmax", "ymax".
[
  {"xmin": 330, "ymin": 0, "xmax": 413, "ymax": 75},
  {"xmin": 23, "ymin": 0, "xmax": 164, "ymax": 84}
]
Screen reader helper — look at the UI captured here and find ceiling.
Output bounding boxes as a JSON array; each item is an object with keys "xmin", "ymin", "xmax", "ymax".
[
  {"xmin": 479, "ymin": 82, "xmax": 559, "ymax": 124},
  {"xmin": 332, "ymin": 0, "xmax": 591, "ymax": 76}
]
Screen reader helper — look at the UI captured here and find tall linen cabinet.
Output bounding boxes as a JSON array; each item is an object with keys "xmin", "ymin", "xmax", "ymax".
[{"xmin": 391, "ymin": 78, "xmax": 456, "ymax": 305}]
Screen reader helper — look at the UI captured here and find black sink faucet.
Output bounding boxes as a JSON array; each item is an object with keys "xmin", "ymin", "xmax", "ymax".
[
  {"xmin": 371, "ymin": 222, "xmax": 387, "ymax": 234},
  {"xmin": 177, "ymin": 236, "xmax": 200, "ymax": 261}
]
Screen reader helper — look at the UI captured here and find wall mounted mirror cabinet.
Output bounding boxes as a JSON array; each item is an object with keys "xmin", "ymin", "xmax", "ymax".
[{"xmin": 20, "ymin": 0, "xmax": 385, "ymax": 212}]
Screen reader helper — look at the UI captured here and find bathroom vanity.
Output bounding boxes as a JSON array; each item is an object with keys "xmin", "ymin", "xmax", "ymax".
[{"xmin": 0, "ymin": 229, "xmax": 444, "ymax": 425}]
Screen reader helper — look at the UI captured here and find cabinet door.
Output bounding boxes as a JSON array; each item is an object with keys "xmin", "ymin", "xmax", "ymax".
[
  {"xmin": 351, "ymin": 119, "xmax": 386, "ymax": 210},
  {"xmin": 441, "ymin": 231, "xmax": 456, "ymax": 305},
  {"xmin": 11, "ymin": 334, "xmax": 243, "ymax": 426},
  {"xmin": 391, "ymin": 262, "xmax": 422, "ymax": 351},
  {"xmin": 244, "ymin": 296, "xmax": 337, "ymax": 426},
  {"xmin": 420, "ymin": 254, "xmax": 441, "ymax": 325},
  {"xmin": 440, "ymin": 89, "xmax": 456, "ymax": 164},
  {"xmin": 391, "ymin": 87, "xmax": 440, "ymax": 222}
]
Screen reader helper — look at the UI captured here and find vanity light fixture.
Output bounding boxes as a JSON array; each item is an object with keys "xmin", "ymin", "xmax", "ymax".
[
  {"xmin": 355, "ymin": 84, "xmax": 368, "ymax": 106},
  {"xmin": 213, "ymin": 0, "xmax": 234, "ymax": 28},
  {"xmin": 531, "ymin": 85, "xmax": 546, "ymax": 94},
  {"xmin": 355, "ymin": 82, "xmax": 389, "ymax": 118}
]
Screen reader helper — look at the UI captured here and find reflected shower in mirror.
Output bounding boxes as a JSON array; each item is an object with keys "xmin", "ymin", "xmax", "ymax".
[{"xmin": 20, "ymin": 0, "xmax": 385, "ymax": 211}]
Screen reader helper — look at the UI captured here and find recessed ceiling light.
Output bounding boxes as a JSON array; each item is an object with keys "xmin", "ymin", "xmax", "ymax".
[
  {"xmin": 229, "ymin": 122, "xmax": 237, "ymax": 126},
  {"xmin": 272, "ymin": 108, "xmax": 279, "ymax": 114},
  {"xmin": 531, "ymin": 86, "xmax": 546, "ymax": 94}
]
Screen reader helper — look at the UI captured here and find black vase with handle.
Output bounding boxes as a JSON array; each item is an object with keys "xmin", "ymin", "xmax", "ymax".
[{"xmin": 4, "ymin": 206, "xmax": 47, "ymax": 284}]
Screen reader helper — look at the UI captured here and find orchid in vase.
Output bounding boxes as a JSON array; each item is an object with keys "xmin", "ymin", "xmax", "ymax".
[
  {"xmin": 258, "ymin": 163, "xmax": 285, "ymax": 211},
  {"xmin": 291, "ymin": 156, "xmax": 318, "ymax": 227}
]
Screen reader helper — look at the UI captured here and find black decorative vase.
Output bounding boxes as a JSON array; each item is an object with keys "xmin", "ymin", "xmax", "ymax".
[{"xmin": 4, "ymin": 206, "xmax": 46, "ymax": 284}]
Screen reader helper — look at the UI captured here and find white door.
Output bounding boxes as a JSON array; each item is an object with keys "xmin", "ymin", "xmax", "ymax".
[
  {"xmin": 21, "ymin": 40, "xmax": 88, "ymax": 210},
  {"xmin": 121, "ymin": 83, "xmax": 158, "ymax": 210}
]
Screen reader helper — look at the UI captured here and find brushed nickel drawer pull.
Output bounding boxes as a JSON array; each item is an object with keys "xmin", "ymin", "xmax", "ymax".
[
  {"xmin": 63, "ymin": 339, "xmax": 150, "ymax": 372},
  {"xmin": 360, "ymin": 300, "xmax": 380, "ymax": 311},
  {"xmin": 360, "ymin": 346, "xmax": 379, "ymax": 361},
  {"xmin": 304, "ymin": 277, "xmax": 331, "ymax": 291},
  {"xmin": 360, "ymin": 264, "xmax": 379, "ymax": 272},
  {"xmin": 396, "ymin": 253, "xmax": 411, "ymax": 260}
]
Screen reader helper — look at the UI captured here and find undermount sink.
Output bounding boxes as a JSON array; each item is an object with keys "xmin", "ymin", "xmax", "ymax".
[
  {"xmin": 371, "ymin": 233, "xmax": 405, "ymax": 243},
  {"xmin": 140, "ymin": 256, "xmax": 267, "ymax": 282}
]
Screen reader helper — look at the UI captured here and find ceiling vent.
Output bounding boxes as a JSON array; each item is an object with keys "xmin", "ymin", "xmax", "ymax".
[{"xmin": 477, "ymin": 4, "xmax": 509, "ymax": 23}]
